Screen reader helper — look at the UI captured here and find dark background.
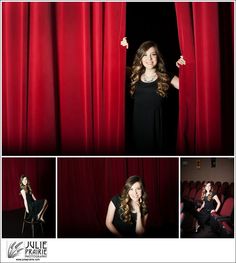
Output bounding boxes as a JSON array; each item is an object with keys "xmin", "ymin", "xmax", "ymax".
[
  {"xmin": 126, "ymin": 2, "xmax": 180, "ymax": 73},
  {"xmin": 125, "ymin": 3, "xmax": 180, "ymax": 154}
]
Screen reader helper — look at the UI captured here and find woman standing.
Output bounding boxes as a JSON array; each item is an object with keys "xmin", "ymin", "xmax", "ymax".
[{"xmin": 130, "ymin": 40, "xmax": 185, "ymax": 154}]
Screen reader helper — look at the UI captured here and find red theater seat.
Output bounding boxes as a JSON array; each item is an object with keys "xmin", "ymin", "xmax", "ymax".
[{"xmin": 210, "ymin": 197, "xmax": 234, "ymax": 237}]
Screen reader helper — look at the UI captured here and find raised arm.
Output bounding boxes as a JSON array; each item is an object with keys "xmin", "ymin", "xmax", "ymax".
[
  {"xmin": 20, "ymin": 189, "xmax": 29, "ymax": 213},
  {"xmin": 136, "ymin": 212, "xmax": 148, "ymax": 236},
  {"xmin": 133, "ymin": 201, "xmax": 148, "ymax": 236},
  {"xmin": 105, "ymin": 201, "xmax": 122, "ymax": 237},
  {"xmin": 171, "ymin": 55, "xmax": 186, "ymax": 90}
]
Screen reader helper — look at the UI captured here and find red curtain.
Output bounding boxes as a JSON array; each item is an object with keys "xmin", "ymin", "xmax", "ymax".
[
  {"xmin": 2, "ymin": 158, "xmax": 56, "ymax": 211},
  {"xmin": 58, "ymin": 158, "xmax": 178, "ymax": 237},
  {"xmin": 175, "ymin": 2, "xmax": 234, "ymax": 155},
  {"xmin": 3, "ymin": 2, "xmax": 126, "ymax": 155}
]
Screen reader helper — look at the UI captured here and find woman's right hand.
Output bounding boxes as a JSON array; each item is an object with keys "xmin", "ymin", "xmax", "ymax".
[
  {"xmin": 133, "ymin": 201, "xmax": 141, "ymax": 214},
  {"xmin": 121, "ymin": 37, "xmax": 129, "ymax": 49}
]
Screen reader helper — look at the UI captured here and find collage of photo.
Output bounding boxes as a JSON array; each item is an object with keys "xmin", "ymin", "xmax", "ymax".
[
  {"xmin": 1, "ymin": 1, "xmax": 235, "ymax": 262},
  {"xmin": 2, "ymin": 158, "xmax": 234, "ymax": 240}
]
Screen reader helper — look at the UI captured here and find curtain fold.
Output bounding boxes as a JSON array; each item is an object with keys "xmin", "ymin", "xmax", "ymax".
[
  {"xmin": 58, "ymin": 158, "xmax": 178, "ymax": 237},
  {"xmin": 175, "ymin": 3, "xmax": 196, "ymax": 154},
  {"xmin": 3, "ymin": 2, "xmax": 126, "ymax": 155},
  {"xmin": 27, "ymin": 3, "xmax": 58, "ymax": 154},
  {"xmin": 175, "ymin": 2, "xmax": 234, "ymax": 155},
  {"xmin": 3, "ymin": 3, "xmax": 29, "ymax": 154}
]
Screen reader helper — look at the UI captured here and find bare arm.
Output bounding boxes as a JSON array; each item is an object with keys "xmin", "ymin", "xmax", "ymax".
[
  {"xmin": 170, "ymin": 76, "xmax": 179, "ymax": 90},
  {"xmin": 135, "ymin": 212, "xmax": 148, "ymax": 236},
  {"xmin": 31, "ymin": 193, "xmax": 36, "ymax": 201},
  {"xmin": 20, "ymin": 189, "xmax": 29, "ymax": 213},
  {"xmin": 105, "ymin": 201, "xmax": 122, "ymax": 237},
  {"xmin": 211, "ymin": 195, "xmax": 221, "ymax": 213},
  {"xmin": 172, "ymin": 55, "xmax": 186, "ymax": 90},
  {"xmin": 133, "ymin": 201, "xmax": 148, "ymax": 236}
]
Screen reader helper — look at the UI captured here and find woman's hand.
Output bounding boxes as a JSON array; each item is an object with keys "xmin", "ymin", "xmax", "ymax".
[
  {"xmin": 176, "ymin": 55, "xmax": 186, "ymax": 68},
  {"xmin": 121, "ymin": 37, "xmax": 129, "ymax": 49},
  {"xmin": 197, "ymin": 207, "xmax": 201, "ymax": 212},
  {"xmin": 210, "ymin": 209, "xmax": 216, "ymax": 213}
]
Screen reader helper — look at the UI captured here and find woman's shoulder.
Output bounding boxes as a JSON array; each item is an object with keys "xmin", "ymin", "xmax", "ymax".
[
  {"xmin": 20, "ymin": 189, "xmax": 26, "ymax": 196},
  {"xmin": 212, "ymin": 192, "xmax": 217, "ymax": 198},
  {"xmin": 111, "ymin": 195, "xmax": 121, "ymax": 206}
]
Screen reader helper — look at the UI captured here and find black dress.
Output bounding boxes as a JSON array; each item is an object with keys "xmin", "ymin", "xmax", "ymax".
[
  {"xmin": 196, "ymin": 193, "xmax": 216, "ymax": 226},
  {"xmin": 132, "ymin": 80, "xmax": 166, "ymax": 154},
  {"xmin": 111, "ymin": 195, "xmax": 147, "ymax": 237},
  {"xmin": 26, "ymin": 192, "xmax": 45, "ymax": 221}
]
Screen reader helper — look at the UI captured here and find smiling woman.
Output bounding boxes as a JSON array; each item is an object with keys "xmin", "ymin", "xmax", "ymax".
[
  {"xmin": 20, "ymin": 175, "xmax": 48, "ymax": 223},
  {"xmin": 105, "ymin": 175, "xmax": 148, "ymax": 237},
  {"xmin": 130, "ymin": 41, "xmax": 184, "ymax": 154}
]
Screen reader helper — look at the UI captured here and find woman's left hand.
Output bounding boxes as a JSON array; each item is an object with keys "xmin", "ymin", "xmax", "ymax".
[
  {"xmin": 210, "ymin": 209, "xmax": 216, "ymax": 213},
  {"xmin": 176, "ymin": 55, "xmax": 186, "ymax": 68}
]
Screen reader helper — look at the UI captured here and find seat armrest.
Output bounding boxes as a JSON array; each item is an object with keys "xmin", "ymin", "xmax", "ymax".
[
  {"xmin": 216, "ymin": 216, "xmax": 231, "ymax": 222},
  {"xmin": 212, "ymin": 215, "xmax": 231, "ymax": 222}
]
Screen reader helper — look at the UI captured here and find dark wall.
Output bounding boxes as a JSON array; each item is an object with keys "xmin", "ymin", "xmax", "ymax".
[{"xmin": 126, "ymin": 2, "xmax": 180, "ymax": 74}]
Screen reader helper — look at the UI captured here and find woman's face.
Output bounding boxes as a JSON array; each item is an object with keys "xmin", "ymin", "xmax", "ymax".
[
  {"xmin": 205, "ymin": 183, "xmax": 212, "ymax": 192},
  {"xmin": 141, "ymin": 46, "xmax": 158, "ymax": 70},
  {"xmin": 22, "ymin": 177, "xmax": 28, "ymax": 186},
  {"xmin": 128, "ymin": 182, "xmax": 142, "ymax": 202}
]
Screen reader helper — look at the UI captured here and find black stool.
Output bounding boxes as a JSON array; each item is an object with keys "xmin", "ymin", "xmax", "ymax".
[{"xmin": 21, "ymin": 210, "xmax": 44, "ymax": 238}]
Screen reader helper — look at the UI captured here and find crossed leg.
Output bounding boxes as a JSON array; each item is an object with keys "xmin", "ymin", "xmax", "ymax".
[{"xmin": 37, "ymin": 199, "xmax": 48, "ymax": 223}]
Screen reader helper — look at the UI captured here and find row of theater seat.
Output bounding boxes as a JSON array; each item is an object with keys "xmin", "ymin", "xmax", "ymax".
[{"xmin": 181, "ymin": 181, "xmax": 234, "ymax": 205}]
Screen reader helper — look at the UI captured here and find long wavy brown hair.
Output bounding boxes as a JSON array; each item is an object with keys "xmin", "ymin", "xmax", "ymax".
[
  {"xmin": 119, "ymin": 176, "xmax": 148, "ymax": 224},
  {"xmin": 201, "ymin": 181, "xmax": 213, "ymax": 201},
  {"xmin": 19, "ymin": 175, "xmax": 32, "ymax": 194},
  {"xmin": 130, "ymin": 41, "xmax": 171, "ymax": 97}
]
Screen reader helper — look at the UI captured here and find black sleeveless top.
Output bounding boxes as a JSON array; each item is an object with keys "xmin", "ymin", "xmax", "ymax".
[{"xmin": 111, "ymin": 195, "xmax": 147, "ymax": 237}]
